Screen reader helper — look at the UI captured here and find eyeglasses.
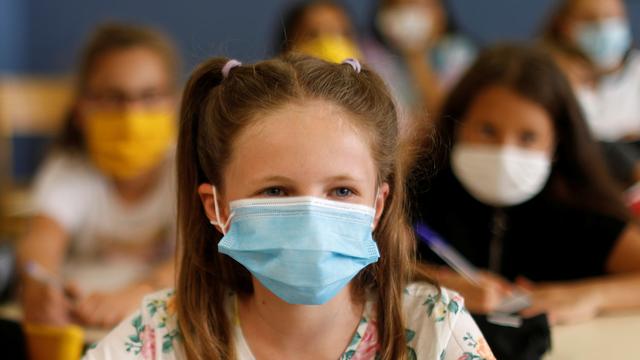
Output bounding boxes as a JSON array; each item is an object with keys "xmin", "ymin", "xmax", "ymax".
[{"xmin": 84, "ymin": 89, "xmax": 172, "ymax": 109}]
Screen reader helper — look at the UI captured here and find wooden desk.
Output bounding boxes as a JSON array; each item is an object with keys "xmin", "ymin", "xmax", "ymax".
[
  {"xmin": 0, "ymin": 261, "xmax": 149, "ymax": 345},
  {"xmin": 0, "ymin": 303, "xmax": 109, "ymax": 344},
  {"xmin": 544, "ymin": 311, "xmax": 640, "ymax": 359}
]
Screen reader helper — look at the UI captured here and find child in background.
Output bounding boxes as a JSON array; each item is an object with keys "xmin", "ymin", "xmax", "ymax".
[
  {"xmin": 411, "ymin": 44, "xmax": 640, "ymax": 326},
  {"xmin": 276, "ymin": 0, "xmax": 361, "ymax": 63},
  {"xmin": 17, "ymin": 23, "xmax": 179, "ymax": 328},
  {"xmin": 364, "ymin": 0, "xmax": 476, "ymax": 116},
  {"xmin": 541, "ymin": 0, "xmax": 640, "ymax": 186},
  {"xmin": 85, "ymin": 55, "xmax": 493, "ymax": 359}
]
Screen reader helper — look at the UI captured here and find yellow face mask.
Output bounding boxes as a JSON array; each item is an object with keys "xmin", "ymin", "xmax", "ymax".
[
  {"xmin": 84, "ymin": 110, "xmax": 176, "ymax": 180},
  {"xmin": 294, "ymin": 34, "xmax": 362, "ymax": 64}
]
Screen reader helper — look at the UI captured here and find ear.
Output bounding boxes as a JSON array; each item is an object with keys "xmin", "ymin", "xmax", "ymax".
[
  {"xmin": 197, "ymin": 183, "xmax": 229, "ymax": 234},
  {"xmin": 372, "ymin": 182, "xmax": 390, "ymax": 230}
]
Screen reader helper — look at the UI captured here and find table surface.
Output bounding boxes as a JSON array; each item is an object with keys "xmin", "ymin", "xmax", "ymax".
[{"xmin": 543, "ymin": 310, "xmax": 640, "ymax": 359}]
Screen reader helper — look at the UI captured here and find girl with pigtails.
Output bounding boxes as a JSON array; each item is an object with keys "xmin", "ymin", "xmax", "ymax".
[{"xmin": 86, "ymin": 54, "xmax": 494, "ymax": 360}]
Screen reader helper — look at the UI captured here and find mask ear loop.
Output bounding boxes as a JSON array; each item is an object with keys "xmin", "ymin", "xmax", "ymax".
[
  {"xmin": 371, "ymin": 186, "xmax": 381, "ymax": 230},
  {"xmin": 210, "ymin": 185, "xmax": 234, "ymax": 235}
]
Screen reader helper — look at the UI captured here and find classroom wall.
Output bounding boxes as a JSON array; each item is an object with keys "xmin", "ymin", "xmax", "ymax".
[
  {"xmin": 0, "ymin": 0, "xmax": 28, "ymax": 74},
  {"xmin": 2, "ymin": 0, "xmax": 640, "ymax": 183},
  {"xmin": 3, "ymin": 0, "xmax": 640, "ymax": 75}
]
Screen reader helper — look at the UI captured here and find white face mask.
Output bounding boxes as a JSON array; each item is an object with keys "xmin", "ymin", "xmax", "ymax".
[
  {"xmin": 377, "ymin": 5, "xmax": 433, "ymax": 51},
  {"xmin": 573, "ymin": 17, "xmax": 632, "ymax": 70},
  {"xmin": 451, "ymin": 144, "xmax": 552, "ymax": 207}
]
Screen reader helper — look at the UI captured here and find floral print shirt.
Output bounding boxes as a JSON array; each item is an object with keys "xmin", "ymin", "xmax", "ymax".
[{"xmin": 84, "ymin": 283, "xmax": 494, "ymax": 360}]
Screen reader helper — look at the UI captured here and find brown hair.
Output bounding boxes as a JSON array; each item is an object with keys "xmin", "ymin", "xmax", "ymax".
[
  {"xmin": 540, "ymin": 0, "xmax": 591, "ymax": 61},
  {"xmin": 57, "ymin": 22, "xmax": 180, "ymax": 152},
  {"xmin": 414, "ymin": 44, "xmax": 629, "ymax": 221},
  {"xmin": 176, "ymin": 53, "xmax": 431, "ymax": 359}
]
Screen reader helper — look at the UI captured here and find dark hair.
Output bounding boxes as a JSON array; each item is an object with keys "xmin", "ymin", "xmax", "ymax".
[
  {"xmin": 540, "ymin": 0, "xmax": 591, "ymax": 63},
  {"xmin": 176, "ymin": 53, "xmax": 432, "ymax": 359},
  {"xmin": 57, "ymin": 22, "xmax": 180, "ymax": 152},
  {"xmin": 274, "ymin": 0, "xmax": 355, "ymax": 54},
  {"xmin": 418, "ymin": 43, "xmax": 629, "ymax": 221}
]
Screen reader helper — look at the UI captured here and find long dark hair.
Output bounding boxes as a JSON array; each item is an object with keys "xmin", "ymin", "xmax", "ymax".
[{"xmin": 415, "ymin": 43, "xmax": 629, "ymax": 221}]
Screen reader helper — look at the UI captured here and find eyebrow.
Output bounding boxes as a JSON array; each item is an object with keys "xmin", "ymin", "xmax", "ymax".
[
  {"xmin": 323, "ymin": 175, "xmax": 365, "ymax": 183},
  {"xmin": 250, "ymin": 174, "xmax": 366, "ymax": 185}
]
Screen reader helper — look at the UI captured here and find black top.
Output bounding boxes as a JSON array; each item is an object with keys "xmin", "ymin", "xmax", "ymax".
[{"xmin": 413, "ymin": 168, "xmax": 627, "ymax": 282}]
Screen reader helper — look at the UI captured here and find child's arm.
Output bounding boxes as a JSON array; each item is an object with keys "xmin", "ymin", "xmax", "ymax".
[
  {"xmin": 17, "ymin": 215, "xmax": 74, "ymax": 325},
  {"xmin": 428, "ymin": 265, "xmax": 515, "ymax": 314},
  {"xmin": 403, "ymin": 52, "xmax": 444, "ymax": 114},
  {"xmin": 72, "ymin": 258, "xmax": 175, "ymax": 328},
  {"xmin": 520, "ymin": 224, "xmax": 640, "ymax": 324}
]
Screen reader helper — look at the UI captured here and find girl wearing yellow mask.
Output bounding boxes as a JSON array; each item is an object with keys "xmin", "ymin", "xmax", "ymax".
[
  {"xmin": 277, "ymin": 0, "xmax": 362, "ymax": 64},
  {"xmin": 17, "ymin": 23, "xmax": 179, "ymax": 328}
]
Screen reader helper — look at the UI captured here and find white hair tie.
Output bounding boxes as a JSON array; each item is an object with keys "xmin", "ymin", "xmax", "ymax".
[
  {"xmin": 222, "ymin": 59, "xmax": 242, "ymax": 78},
  {"xmin": 342, "ymin": 58, "xmax": 361, "ymax": 73}
]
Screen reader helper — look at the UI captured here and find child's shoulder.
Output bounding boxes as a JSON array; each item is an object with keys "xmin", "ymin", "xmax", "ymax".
[
  {"xmin": 141, "ymin": 288, "xmax": 177, "ymax": 311},
  {"xmin": 122, "ymin": 289, "xmax": 181, "ymax": 355},
  {"xmin": 400, "ymin": 282, "xmax": 488, "ymax": 358},
  {"xmin": 84, "ymin": 289, "xmax": 181, "ymax": 360},
  {"xmin": 402, "ymin": 283, "xmax": 466, "ymax": 334},
  {"xmin": 403, "ymin": 281, "xmax": 464, "ymax": 306},
  {"xmin": 402, "ymin": 282, "xmax": 495, "ymax": 360},
  {"xmin": 139, "ymin": 288, "xmax": 179, "ymax": 328}
]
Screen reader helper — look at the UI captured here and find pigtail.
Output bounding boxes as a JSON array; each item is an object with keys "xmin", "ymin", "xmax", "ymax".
[{"xmin": 175, "ymin": 57, "xmax": 235, "ymax": 360}]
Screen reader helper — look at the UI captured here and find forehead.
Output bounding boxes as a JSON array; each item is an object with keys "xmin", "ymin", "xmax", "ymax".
[
  {"xmin": 224, "ymin": 99, "xmax": 376, "ymax": 185},
  {"xmin": 568, "ymin": 0, "xmax": 625, "ymax": 18},
  {"xmin": 384, "ymin": 0, "xmax": 437, "ymax": 7},
  {"xmin": 85, "ymin": 46, "xmax": 171, "ymax": 92},
  {"xmin": 298, "ymin": 4, "xmax": 350, "ymax": 31},
  {"xmin": 462, "ymin": 86, "xmax": 554, "ymax": 132}
]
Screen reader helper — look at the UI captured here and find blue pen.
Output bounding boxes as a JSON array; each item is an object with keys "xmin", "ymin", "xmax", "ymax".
[
  {"xmin": 24, "ymin": 261, "xmax": 77, "ymax": 300},
  {"xmin": 415, "ymin": 222, "xmax": 532, "ymax": 316},
  {"xmin": 415, "ymin": 222, "xmax": 481, "ymax": 285}
]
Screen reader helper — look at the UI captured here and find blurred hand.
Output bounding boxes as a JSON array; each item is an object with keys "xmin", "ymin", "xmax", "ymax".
[
  {"xmin": 21, "ymin": 278, "xmax": 80, "ymax": 326},
  {"xmin": 442, "ymin": 270, "xmax": 515, "ymax": 314},
  {"xmin": 518, "ymin": 278, "xmax": 602, "ymax": 325},
  {"xmin": 72, "ymin": 283, "xmax": 153, "ymax": 328}
]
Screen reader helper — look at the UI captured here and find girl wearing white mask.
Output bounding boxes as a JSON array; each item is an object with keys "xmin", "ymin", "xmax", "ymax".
[
  {"xmin": 411, "ymin": 45, "xmax": 640, "ymax": 326},
  {"xmin": 363, "ymin": 0, "xmax": 476, "ymax": 118},
  {"xmin": 86, "ymin": 55, "xmax": 494, "ymax": 360},
  {"xmin": 17, "ymin": 24, "xmax": 179, "ymax": 328},
  {"xmin": 542, "ymin": 0, "xmax": 640, "ymax": 186}
]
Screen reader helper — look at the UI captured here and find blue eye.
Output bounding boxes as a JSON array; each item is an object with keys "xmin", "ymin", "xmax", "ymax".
[
  {"xmin": 333, "ymin": 187, "xmax": 353, "ymax": 198},
  {"xmin": 262, "ymin": 187, "xmax": 285, "ymax": 197}
]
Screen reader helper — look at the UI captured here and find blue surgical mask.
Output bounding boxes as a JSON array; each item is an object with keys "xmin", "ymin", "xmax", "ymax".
[
  {"xmin": 214, "ymin": 194, "xmax": 380, "ymax": 305},
  {"xmin": 574, "ymin": 18, "xmax": 632, "ymax": 69}
]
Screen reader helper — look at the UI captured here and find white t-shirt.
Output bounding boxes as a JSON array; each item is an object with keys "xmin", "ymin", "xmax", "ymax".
[
  {"xmin": 84, "ymin": 283, "xmax": 495, "ymax": 360},
  {"xmin": 577, "ymin": 49, "xmax": 640, "ymax": 141},
  {"xmin": 32, "ymin": 152, "xmax": 176, "ymax": 290}
]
